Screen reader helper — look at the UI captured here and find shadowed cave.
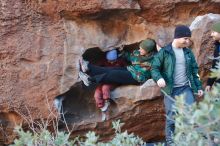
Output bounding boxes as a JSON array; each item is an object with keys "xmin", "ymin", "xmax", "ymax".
[{"xmin": 55, "ymin": 41, "xmax": 142, "ymax": 124}]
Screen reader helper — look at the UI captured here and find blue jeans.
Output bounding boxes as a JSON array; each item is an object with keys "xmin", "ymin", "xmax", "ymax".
[{"xmin": 164, "ymin": 85, "xmax": 195, "ymax": 145}]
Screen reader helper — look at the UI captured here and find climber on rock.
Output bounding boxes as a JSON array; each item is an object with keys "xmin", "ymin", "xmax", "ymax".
[
  {"xmin": 93, "ymin": 49, "xmax": 127, "ymax": 112},
  {"xmin": 205, "ymin": 21, "xmax": 220, "ymax": 92},
  {"xmin": 151, "ymin": 25, "xmax": 204, "ymax": 145},
  {"xmin": 78, "ymin": 38, "xmax": 157, "ymax": 87}
]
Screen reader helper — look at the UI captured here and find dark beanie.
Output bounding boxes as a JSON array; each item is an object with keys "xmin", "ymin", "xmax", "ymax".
[
  {"xmin": 139, "ymin": 39, "xmax": 156, "ymax": 52},
  {"xmin": 174, "ymin": 25, "xmax": 191, "ymax": 39}
]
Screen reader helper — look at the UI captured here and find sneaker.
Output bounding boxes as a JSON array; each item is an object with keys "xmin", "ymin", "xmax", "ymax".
[
  {"xmin": 79, "ymin": 58, "xmax": 89, "ymax": 72},
  {"xmin": 101, "ymin": 101, "xmax": 110, "ymax": 121},
  {"xmin": 78, "ymin": 71, "xmax": 91, "ymax": 86},
  {"xmin": 100, "ymin": 100, "xmax": 109, "ymax": 112}
]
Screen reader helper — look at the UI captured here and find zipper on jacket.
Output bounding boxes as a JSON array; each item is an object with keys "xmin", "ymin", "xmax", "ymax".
[
  {"xmin": 184, "ymin": 49, "xmax": 191, "ymax": 87},
  {"xmin": 170, "ymin": 49, "xmax": 176, "ymax": 93}
]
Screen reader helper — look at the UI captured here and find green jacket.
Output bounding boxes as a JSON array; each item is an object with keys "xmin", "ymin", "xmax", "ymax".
[
  {"xmin": 123, "ymin": 50, "xmax": 155, "ymax": 83},
  {"xmin": 151, "ymin": 44, "xmax": 202, "ymax": 95}
]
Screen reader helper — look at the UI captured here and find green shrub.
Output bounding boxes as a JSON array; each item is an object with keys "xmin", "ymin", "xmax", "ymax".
[
  {"xmin": 11, "ymin": 120, "xmax": 144, "ymax": 146},
  {"xmin": 11, "ymin": 125, "xmax": 73, "ymax": 146},
  {"xmin": 172, "ymin": 62, "xmax": 220, "ymax": 146}
]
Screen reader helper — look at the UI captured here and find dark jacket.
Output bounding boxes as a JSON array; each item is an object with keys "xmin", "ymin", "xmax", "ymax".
[
  {"xmin": 124, "ymin": 50, "xmax": 156, "ymax": 83},
  {"xmin": 151, "ymin": 43, "xmax": 202, "ymax": 95},
  {"xmin": 207, "ymin": 41, "xmax": 220, "ymax": 86}
]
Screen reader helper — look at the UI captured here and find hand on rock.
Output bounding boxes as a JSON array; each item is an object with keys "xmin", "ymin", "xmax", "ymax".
[{"xmin": 157, "ymin": 78, "xmax": 166, "ymax": 88}]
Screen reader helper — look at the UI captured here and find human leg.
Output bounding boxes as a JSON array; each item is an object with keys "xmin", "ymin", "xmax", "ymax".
[
  {"xmin": 94, "ymin": 85, "xmax": 104, "ymax": 108},
  {"xmin": 79, "ymin": 69, "xmax": 139, "ymax": 86}
]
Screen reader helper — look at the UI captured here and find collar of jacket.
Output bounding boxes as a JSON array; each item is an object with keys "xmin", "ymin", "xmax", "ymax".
[
  {"xmin": 143, "ymin": 51, "xmax": 157, "ymax": 60},
  {"xmin": 163, "ymin": 42, "xmax": 191, "ymax": 54},
  {"xmin": 135, "ymin": 50, "xmax": 157, "ymax": 62}
]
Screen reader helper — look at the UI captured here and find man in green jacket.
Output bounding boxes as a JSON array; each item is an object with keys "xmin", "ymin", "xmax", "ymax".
[{"xmin": 151, "ymin": 25, "xmax": 203, "ymax": 145}]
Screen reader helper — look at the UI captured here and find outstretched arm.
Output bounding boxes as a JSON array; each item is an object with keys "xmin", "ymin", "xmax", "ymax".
[{"xmin": 151, "ymin": 49, "xmax": 164, "ymax": 82}]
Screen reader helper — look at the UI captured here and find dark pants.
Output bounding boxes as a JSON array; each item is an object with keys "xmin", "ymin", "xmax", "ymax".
[{"xmin": 88, "ymin": 64, "xmax": 139, "ymax": 85}]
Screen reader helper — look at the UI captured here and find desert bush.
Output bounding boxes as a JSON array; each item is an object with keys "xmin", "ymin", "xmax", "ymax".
[
  {"xmin": 11, "ymin": 120, "xmax": 144, "ymax": 146},
  {"xmin": 172, "ymin": 61, "xmax": 220, "ymax": 146}
]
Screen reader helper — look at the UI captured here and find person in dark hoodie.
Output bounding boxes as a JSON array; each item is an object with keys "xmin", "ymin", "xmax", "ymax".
[
  {"xmin": 78, "ymin": 39, "xmax": 157, "ymax": 86},
  {"xmin": 93, "ymin": 49, "xmax": 126, "ymax": 111},
  {"xmin": 205, "ymin": 22, "xmax": 220, "ymax": 92},
  {"xmin": 151, "ymin": 25, "xmax": 203, "ymax": 145}
]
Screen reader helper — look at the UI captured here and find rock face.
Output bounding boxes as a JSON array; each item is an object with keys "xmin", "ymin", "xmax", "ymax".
[
  {"xmin": 1, "ymin": 0, "xmax": 220, "ymax": 144},
  {"xmin": 55, "ymin": 80, "xmax": 164, "ymax": 142},
  {"xmin": 190, "ymin": 14, "xmax": 220, "ymax": 84}
]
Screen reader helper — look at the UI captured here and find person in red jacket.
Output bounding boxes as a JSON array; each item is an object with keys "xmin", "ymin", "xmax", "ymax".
[{"xmin": 94, "ymin": 49, "xmax": 126, "ymax": 111}]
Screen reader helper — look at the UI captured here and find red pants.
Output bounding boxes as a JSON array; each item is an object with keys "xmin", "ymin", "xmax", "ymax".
[{"xmin": 94, "ymin": 84, "xmax": 114, "ymax": 108}]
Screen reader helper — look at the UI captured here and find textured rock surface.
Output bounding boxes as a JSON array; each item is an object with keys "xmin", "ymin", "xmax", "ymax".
[
  {"xmin": 1, "ymin": 0, "xmax": 220, "ymax": 144},
  {"xmin": 55, "ymin": 80, "xmax": 164, "ymax": 142}
]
